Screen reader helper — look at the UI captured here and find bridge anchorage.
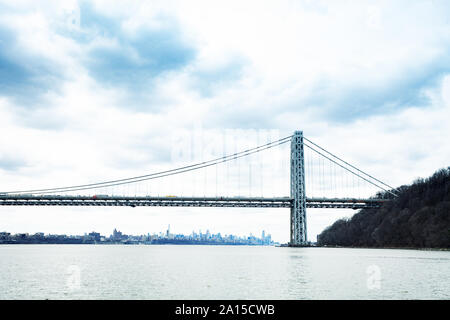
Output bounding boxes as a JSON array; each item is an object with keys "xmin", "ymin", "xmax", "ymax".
[{"xmin": 0, "ymin": 130, "xmax": 397, "ymax": 246}]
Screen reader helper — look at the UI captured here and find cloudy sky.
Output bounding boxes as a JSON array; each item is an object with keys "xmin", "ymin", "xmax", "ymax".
[{"xmin": 0, "ymin": 0, "xmax": 449, "ymax": 243}]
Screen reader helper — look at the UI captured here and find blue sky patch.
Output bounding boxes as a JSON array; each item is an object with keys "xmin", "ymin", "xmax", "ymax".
[
  {"xmin": 78, "ymin": 2, "xmax": 196, "ymax": 102},
  {"xmin": 0, "ymin": 26, "xmax": 63, "ymax": 106}
]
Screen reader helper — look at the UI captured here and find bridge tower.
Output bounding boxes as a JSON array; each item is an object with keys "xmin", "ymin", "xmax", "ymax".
[{"xmin": 290, "ymin": 131, "xmax": 307, "ymax": 246}]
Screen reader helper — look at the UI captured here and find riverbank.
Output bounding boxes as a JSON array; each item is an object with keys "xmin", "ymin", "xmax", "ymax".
[{"xmin": 317, "ymin": 245, "xmax": 450, "ymax": 251}]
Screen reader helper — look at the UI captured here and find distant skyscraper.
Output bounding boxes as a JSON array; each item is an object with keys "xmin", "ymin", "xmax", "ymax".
[
  {"xmin": 88, "ymin": 232, "xmax": 101, "ymax": 242},
  {"xmin": 112, "ymin": 228, "xmax": 123, "ymax": 241}
]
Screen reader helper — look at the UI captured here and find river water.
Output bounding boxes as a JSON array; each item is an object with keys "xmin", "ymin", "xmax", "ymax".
[{"xmin": 0, "ymin": 245, "xmax": 448, "ymax": 299}]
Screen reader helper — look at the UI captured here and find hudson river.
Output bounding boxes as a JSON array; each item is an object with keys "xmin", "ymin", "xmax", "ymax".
[{"xmin": 0, "ymin": 245, "xmax": 448, "ymax": 299}]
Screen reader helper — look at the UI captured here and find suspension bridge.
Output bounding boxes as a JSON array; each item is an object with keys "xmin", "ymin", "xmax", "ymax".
[{"xmin": 0, "ymin": 131, "xmax": 398, "ymax": 246}]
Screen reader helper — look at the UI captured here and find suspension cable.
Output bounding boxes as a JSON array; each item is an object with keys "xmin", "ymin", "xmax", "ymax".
[
  {"xmin": 303, "ymin": 142, "xmax": 398, "ymax": 197},
  {"xmin": 8, "ymin": 138, "xmax": 292, "ymax": 195},
  {"xmin": 2, "ymin": 135, "xmax": 293, "ymax": 195},
  {"xmin": 303, "ymin": 137, "xmax": 398, "ymax": 193}
]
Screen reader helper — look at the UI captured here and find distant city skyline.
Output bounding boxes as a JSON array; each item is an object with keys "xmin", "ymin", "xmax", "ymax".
[{"xmin": 0, "ymin": 225, "xmax": 277, "ymax": 246}]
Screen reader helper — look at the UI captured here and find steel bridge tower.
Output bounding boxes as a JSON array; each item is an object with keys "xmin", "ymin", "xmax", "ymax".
[{"xmin": 290, "ymin": 131, "xmax": 307, "ymax": 246}]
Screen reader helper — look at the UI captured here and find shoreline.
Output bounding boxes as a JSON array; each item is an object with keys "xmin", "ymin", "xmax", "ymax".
[
  {"xmin": 275, "ymin": 243, "xmax": 450, "ymax": 251},
  {"xmin": 0, "ymin": 242, "xmax": 275, "ymax": 246},
  {"xmin": 315, "ymin": 245, "xmax": 450, "ymax": 251},
  {"xmin": 1, "ymin": 243, "xmax": 448, "ymax": 251}
]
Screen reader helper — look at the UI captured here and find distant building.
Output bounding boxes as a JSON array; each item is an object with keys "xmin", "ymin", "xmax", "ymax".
[
  {"xmin": 112, "ymin": 228, "xmax": 124, "ymax": 241},
  {"xmin": 34, "ymin": 232, "xmax": 44, "ymax": 239},
  {"xmin": 0, "ymin": 232, "xmax": 11, "ymax": 242},
  {"xmin": 88, "ymin": 232, "xmax": 101, "ymax": 242}
]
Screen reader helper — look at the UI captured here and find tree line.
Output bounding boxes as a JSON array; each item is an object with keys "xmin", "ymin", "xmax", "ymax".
[{"xmin": 317, "ymin": 167, "xmax": 450, "ymax": 248}]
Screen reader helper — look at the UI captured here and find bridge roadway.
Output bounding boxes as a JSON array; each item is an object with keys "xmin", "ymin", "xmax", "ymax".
[{"xmin": 0, "ymin": 194, "xmax": 388, "ymax": 209}]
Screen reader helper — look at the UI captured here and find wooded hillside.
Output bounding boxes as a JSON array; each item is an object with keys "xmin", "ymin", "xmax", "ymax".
[{"xmin": 317, "ymin": 167, "xmax": 450, "ymax": 248}]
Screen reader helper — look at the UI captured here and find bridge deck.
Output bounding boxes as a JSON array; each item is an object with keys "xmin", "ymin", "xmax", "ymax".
[{"xmin": 0, "ymin": 195, "xmax": 387, "ymax": 209}]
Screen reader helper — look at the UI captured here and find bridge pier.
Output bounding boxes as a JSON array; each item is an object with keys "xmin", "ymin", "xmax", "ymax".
[{"xmin": 290, "ymin": 131, "xmax": 308, "ymax": 246}]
